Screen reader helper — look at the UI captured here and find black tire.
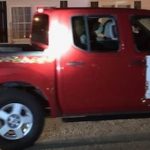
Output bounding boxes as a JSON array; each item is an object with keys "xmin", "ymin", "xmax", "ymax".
[{"xmin": 0, "ymin": 88, "xmax": 45, "ymax": 150}]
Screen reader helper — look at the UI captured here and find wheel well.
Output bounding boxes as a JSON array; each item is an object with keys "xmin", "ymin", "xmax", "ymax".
[{"xmin": 0, "ymin": 82, "xmax": 51, "ymax": 116}]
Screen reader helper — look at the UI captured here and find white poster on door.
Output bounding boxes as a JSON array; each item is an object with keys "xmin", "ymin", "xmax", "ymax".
[{"xmin": 145, "ymin": 56, "xmax": 150, "ymax": 99}]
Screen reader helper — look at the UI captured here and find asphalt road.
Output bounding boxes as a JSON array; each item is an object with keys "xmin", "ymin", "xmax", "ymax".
[{"xmin": 27, "ymin": 117, "xmax": 150, "ymax": 150}]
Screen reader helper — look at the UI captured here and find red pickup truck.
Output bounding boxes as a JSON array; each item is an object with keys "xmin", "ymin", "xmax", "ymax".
[{"xmin": 0, "ymin": 7, "xmax": 150, "ymax": 150}]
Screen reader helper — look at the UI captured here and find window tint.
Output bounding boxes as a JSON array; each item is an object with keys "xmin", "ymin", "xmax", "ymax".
[
  {"xmin": 32, "ymin": 14, "xmax": 48, "ymax": 45},
  {"xmin": 131, "ymin": 16, "xmax": 150, "ymax": 51},
  {"xmin": 72, "ymin": 16, "xmax": 119, "ymax": 52},
  {"xmin": 72, "ymin": 17, "xmax": 87, "ymax": 50}
]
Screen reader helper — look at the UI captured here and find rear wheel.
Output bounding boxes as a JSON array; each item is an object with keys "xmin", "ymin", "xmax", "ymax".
[{"xmin": 0, "ymin": 88, "xmax": 45, "ymax": 150}]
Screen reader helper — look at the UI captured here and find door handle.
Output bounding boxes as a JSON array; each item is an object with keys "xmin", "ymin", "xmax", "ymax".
[
  {"xmin": 66, "ymin": 61, "xmax": 85, "ymax": 67},
  {"xmin": 131, "ymin": 59, "xmax": 145, "ymax": 66}
]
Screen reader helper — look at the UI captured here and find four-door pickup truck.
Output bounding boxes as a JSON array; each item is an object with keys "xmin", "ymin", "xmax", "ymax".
[{"xmin": 0, "ymin": 7, "xmax": 150, "ymax": 150}]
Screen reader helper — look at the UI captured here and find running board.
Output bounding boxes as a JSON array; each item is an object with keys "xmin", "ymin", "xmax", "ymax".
[{"xmin": 62, "ymin": 112, "xmax": 150, "ymax": 122}]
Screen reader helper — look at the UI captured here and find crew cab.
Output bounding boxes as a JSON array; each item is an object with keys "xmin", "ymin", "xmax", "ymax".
[{"xmin": 0, "ymin": 7, "xmax": 150, "ymax": 150}]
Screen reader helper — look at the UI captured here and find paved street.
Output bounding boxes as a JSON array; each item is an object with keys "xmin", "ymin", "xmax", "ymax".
[{"xmin": 27, "ymin": 117, "xmax": 150, "ymax": 150}]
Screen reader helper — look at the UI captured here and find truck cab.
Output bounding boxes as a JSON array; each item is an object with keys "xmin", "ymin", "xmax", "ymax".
[
  {"xmin": 0, "ymin": 8, "xmax": 150, "ymax": 150},
  {"xmin": 31, "ymin": 8, "xmax": 150, "ymax": 114}
]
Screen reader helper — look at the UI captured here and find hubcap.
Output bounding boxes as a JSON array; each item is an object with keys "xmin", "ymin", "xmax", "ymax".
[
  {"xmin": 0, "ymin": 103, "xmax": 33, "ymax": 140},
  {"xmin": 7, "ymin": 114, "xmax": 21, "ymax": 128}
]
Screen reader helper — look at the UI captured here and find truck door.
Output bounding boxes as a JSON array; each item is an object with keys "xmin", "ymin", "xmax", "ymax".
[
  {"xmin": 131, "ymin": 16, "xmax": 150, "ymax": 100},
  {"xmin": 58, "ymin": 14, "xmax": 146, "ymax": 115}
]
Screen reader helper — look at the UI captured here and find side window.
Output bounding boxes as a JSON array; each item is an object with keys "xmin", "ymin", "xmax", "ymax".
[
  {"xmin": 72, "ymin": 16, "xmax": 119, "ymax": 52},
  {"xmin": 88, "ymin": 16, "xmax": 119, "ymax": 51},
  {"xmin": 32, "ymin": 14, "xmax": 49, "ymax": 45},
  {"xmin": 131, "ymin": 16, "xmax": 150, "ymax": 51},
  {"xmin": 72, "ymin": 17, "xmax": 87, "ymax": 50}
]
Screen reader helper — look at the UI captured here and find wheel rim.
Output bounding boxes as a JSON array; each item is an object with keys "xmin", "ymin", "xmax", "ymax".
[{"xmin": 0, "ymin": 103, "xmax": 33, "ymax": 140}]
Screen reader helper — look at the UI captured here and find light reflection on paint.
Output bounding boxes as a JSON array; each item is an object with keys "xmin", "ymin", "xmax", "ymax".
[{"xmin": 45, "ymin": 18, "xmax": 71, "ymax": 61}]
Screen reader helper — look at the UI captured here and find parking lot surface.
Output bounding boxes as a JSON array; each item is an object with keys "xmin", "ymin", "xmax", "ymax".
[{"xmin": 27, "ymin": 117, "xmax": 150, "ymax": 150}]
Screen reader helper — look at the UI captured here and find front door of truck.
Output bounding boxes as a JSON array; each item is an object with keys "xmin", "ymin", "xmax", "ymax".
[{"xmin": 58, "ymin": 14, "xmax": 145, "ymax": 115}]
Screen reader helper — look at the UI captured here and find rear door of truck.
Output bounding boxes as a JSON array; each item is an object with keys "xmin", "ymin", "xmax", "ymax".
[{"xmin": 130, "ymin": 12, "xmax": 150, "ymax": 104}]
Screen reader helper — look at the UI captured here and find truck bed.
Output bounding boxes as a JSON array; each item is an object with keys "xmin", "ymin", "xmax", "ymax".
[{"xmin": 0, "ymin": 44, "xmax": 39, "ymax": 53}]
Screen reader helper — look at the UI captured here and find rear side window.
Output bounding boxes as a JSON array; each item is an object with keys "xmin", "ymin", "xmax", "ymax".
[
  {"xmin": 131, "ymin": 16, "xmax": 150, "ymax": 51},
  {"xmin": 72, "ymin": 16, "xmax": 119, "ymax": 52},
  {"xmin": 32, "ymin": 14, "xmax": 49, "ymax": 45}
]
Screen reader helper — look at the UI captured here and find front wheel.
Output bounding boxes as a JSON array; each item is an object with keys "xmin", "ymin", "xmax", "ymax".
[{"xmin": 0, "ymin": 89, "xmax": 45, "ymax": 150}]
